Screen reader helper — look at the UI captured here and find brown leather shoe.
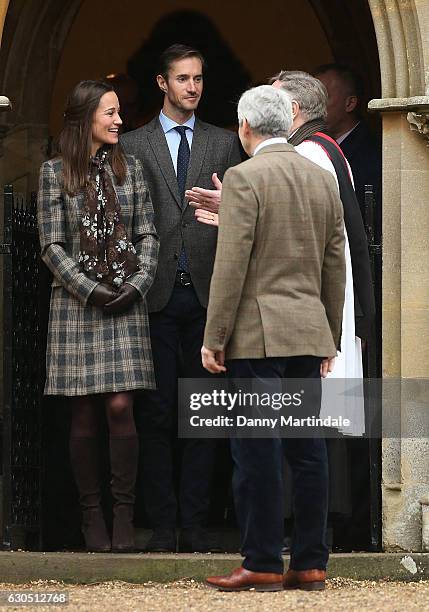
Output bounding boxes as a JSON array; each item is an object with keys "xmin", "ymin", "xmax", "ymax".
[
  {"xmin": 206, "ymin": 567, "xmax": 283, "ymax": 592},
  {"xmin": 283, "ymin": 568, "xmax": 326, "ymax": 591}
]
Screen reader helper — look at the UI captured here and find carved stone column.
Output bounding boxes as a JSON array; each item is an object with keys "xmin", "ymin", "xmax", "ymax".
[{"xmin": 369, "ymin": 96, "xmax": 429, "ymax": 551}]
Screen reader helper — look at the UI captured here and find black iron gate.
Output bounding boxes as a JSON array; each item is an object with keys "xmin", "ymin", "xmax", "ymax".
[{"xmin": 1, "ymin": 185, "xmax": 44, "ymax": 550}]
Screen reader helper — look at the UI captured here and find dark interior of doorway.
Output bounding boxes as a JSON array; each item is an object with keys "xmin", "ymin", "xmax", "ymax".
[
  {"xmin": 41, "ymin": 405, "xmax": 381, "ymax": 553},
  {"xmin": 40, "ymin": 3, "xmax": 381, "ymax": 553}
]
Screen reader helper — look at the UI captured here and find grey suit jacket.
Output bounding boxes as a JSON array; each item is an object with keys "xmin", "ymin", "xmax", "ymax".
[{"xmin": 121, "ymin": 116, "xmax": 242, "ymax": 312}]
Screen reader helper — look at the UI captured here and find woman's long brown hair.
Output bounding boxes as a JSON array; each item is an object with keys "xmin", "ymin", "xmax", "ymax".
[{"xmin": 56, "ymin": 80, "xmax": 127, "ymax": 195}]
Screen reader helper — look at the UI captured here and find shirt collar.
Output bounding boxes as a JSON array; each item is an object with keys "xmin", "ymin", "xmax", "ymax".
[
  {"xmin": 253, "ymin": 137, "xmax": 288, "ymax": 156},
  {"xmin": 336, "ymin": 121, "xmax": 360, "ymax": 145},
  {"xmin": 159, "ymin": 110, "xmax": 195, "ymax": 133}
]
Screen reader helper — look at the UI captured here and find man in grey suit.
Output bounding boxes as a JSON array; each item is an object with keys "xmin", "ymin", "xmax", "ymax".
[{"xmin": 121, "ymin": 44, "xmax": 242, "ymax": 552}]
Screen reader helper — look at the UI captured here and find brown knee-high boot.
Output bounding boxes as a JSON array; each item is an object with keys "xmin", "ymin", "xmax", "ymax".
[
  {"xmin": 69, "ymin": 436, "xmax": 111, "ymax": 552},
  {"xmin": 109, "ymin": 435, "xmax": 139, "ymax": 552}
]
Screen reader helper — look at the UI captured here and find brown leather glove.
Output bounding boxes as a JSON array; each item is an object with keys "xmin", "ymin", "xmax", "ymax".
[
  {"xmin": 88, "ymin": 283, "xmax": 117, "ymax": 307},
  {"xmin": 103, "ymin": 283, "xmax": 140, "ymax": 315}
]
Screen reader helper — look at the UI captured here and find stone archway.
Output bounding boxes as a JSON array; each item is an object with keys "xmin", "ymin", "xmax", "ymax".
[
  {"xmin": 0, "ymin": 0, "xmax": 380, "ymax": 193},
  {"xmin": 0, "ymin": 0, "xmax": 428, "ymax": 552},
  {"xmin": 0, "ymin": 0, "xmax": 83, "ymax": 192}
]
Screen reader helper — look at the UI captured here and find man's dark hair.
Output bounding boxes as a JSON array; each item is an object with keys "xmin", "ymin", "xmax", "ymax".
[
  {"xmin": 159, "ymin": 44, "xmax": 205, "ymax": 79},
  {"xmin": 128, "ymin": 10, "xmax": 250, "ymax": 126},
  {"xmin": 314, "ymin": 63, "xmax": 364, "ymax": 99}
]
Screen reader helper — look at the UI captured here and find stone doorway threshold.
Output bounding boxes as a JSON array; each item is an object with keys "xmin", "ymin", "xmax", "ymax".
[{"xmin": 0, "ymin": 552, "xmax": 428, "ymax": 584}]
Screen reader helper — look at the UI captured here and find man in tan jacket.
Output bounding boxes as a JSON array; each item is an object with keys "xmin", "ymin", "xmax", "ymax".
[{"xmin": 202, "ymin": 85, "xmax": 346, "ymax": 592}]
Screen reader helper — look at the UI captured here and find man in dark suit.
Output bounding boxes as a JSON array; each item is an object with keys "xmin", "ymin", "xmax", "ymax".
[
  {"xmin": 314, "ymin": 63, "xmax": 382, "ymax": 233},
  {"xmin": 121, "ymin": 44, "xmax": 242, "ymax": 552}
]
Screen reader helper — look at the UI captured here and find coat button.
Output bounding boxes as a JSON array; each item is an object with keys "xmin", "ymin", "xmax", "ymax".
[
  {"xmin": 182, "ymin": 222, "xmax": 189, "ymax": 228},
  {"xmin": 174, "ymin": 253, "xmax": 178, "ymax": 260}
]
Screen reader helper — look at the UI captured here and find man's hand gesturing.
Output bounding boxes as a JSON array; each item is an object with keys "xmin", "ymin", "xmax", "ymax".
[{"xmin": 186, "ymin": 173, "xmax": 222, "ymax": 214}]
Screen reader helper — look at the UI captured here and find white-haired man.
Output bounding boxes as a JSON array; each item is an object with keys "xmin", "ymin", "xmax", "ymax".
[{"xmin": 202, "ymin": 85, "xmax": 346, "ymax": 591}]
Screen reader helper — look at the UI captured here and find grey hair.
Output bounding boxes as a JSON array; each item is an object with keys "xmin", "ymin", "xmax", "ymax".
[
  {"xmin": 269, "ymin": 70, "xmax": 328, "ymax": 121},
  {"xmin": 237, "ymin": 85, "xmax": 293, "ymax": 138}
]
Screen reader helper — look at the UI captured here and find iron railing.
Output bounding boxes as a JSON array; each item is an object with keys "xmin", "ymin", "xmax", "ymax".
[
  {"xmin": 363, "ymin": 183, "xmax": 382, "ymax": 551},
  {"xmin": 1, "ymin": 185, "xmax": 43, "ymax": 550}
]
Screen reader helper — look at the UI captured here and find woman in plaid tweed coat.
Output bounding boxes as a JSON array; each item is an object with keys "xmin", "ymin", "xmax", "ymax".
[{"xmin": 37, "ymin": 80, "xmax": 159, "ymax": 554}]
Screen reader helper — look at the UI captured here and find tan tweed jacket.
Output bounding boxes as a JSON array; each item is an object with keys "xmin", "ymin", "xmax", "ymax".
[{"xmin": 204, "ymin": 143, "xmax": 346, "ymax": 360}]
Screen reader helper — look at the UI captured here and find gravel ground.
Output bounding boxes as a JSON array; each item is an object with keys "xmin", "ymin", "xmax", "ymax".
[{"xmin": 0, "ymin": 579, "xmax": 428, "ymax": 611}]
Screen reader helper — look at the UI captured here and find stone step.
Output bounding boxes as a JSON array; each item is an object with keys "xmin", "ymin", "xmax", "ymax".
[{"xmin": 0, "ymin": 552, "xmax": 428, "ymax": 584}]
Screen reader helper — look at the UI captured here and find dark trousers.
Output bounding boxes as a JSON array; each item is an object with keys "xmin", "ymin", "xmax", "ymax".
[
  {"xmin": 227, "ymin": 356, "xmax": 329, "ymax": 574},
  {"xmin": 136, "ymin": 283, "xmax": 216, "ymax": 529}
]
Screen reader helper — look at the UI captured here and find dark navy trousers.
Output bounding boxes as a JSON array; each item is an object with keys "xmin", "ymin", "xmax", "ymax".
[
  {"xmin": 136, "ymin": 283, "xmax": 216, "ymax": 529},
  {"xmin": 227, "ymin": 355, "xmax": 329, "ymax": 574}
]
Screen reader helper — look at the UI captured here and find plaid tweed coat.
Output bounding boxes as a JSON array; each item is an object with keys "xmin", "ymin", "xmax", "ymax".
[{"xmin": 37, "ymin": 154, "xmax": 159, "ymax": 396}]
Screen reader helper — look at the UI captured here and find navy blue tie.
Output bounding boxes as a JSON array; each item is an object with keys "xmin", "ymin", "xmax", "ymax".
[
  {"xmin": 174, "ymin": 126, "xmax": 190, "ymax": 272},
  {"xmin": 174, "ymin": 125, "xmax": 190, "ymax": 199}
]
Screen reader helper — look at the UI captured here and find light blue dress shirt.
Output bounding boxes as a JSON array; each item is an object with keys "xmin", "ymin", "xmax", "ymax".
[{"xmin": 158, "ymin": 111, "xmax": 195, "ymax": 174}]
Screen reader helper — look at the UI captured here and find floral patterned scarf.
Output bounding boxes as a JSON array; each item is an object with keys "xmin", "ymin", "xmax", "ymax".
[{"xmin": 79, "ymin": 149, "xmax": 139, "ymax": 288}]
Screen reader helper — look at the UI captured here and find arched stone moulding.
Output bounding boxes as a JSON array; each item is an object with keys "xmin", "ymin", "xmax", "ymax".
[
  {"xmin": 368, "ymin": 0, "xmax": 427, "ymax": 98},
  {"xmin": 367, "ymin": 0, "xmax": 429, "ymax": 141}
]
